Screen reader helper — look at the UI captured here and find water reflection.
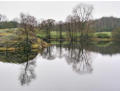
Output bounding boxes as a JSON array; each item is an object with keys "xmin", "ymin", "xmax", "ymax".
[
  {"xmin": 0, "ymin": 40, "xmax": 120, "ymax": 86},
  {"xmin": 65, "ymin": 48, "xmax": 93, "ymax": 74},
  {"xmin": 41, "ymin": 41, "xmax": 120, "ymax": 74},
  {"xmin": 42, "ymin": 46, "xmax": 56, "ymax": 60},
  {"xmin": 0, "ymin": 41, "xmax": 39, "ymax": 86},
  {"xmin": 19, "ymin": 56, "xmax": 36, "ymax": 86},
  {"xmin": 41, "ymin": 41, "xmax": 93, "ymax": 74}
]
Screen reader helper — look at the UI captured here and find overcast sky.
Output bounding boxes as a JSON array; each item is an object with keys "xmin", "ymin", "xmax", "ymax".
[{"xmin": 0, "ymin": 1, "xmax": 120, "ymax": 21}]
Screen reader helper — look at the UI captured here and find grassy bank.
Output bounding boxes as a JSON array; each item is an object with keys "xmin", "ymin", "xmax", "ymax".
[
  {"xmin": 36, "ymin": 31, "xmax": 112, "ymax": 41},
  {"xmin": 0, "ymin": 28, "xmax": 112, "ymax": 41},
  {"xmin": 0, "ymin": 28, "xmax": 49, "ymax": 51}
]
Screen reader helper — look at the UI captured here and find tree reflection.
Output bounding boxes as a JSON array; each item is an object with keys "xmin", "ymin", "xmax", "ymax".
[
  {"xmin": 0, "ymin": 39, "xmax": 120, "ymax": 85},
  {"xmin": 65, "ymin": 41, "xmax": 93, "ymax": 74},
  {"xmin": 57, "ymin": 40, "xmax": 63, "ymax": 58},
  {"xmin": 19, "ymin": 58, "xmax": 36, "ymax": 86},
  {"xmin": 18, "ymin": 41, "xmax": 37, "ymax": 86},
  {"xmin": 0, "ymin": 40, "xmax": 38, "ymax": 86},
  {"xmin": 0, "ymin": 48, "xmax": 37, "ymax": 86},
  {"xmin": 42, "ymin": 40, "xmax": 93, "ymax": 74},
  {"xmin": 41, "ymin": 45, "xmax": 56, "ymax": 60}
]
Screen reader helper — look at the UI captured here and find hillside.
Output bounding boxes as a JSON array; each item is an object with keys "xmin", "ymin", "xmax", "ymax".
[
  {"xmin": 92, "ymin": 17, "xmax": 120, "ymax": 32},
  {"xmin": 0, "ymin": 28, "xmax": 49, "ymax": 51}
]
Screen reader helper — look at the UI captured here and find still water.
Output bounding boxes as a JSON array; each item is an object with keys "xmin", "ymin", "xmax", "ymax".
[{"xmin": 0, "ymin": 41, "xmax": 120, "ymax": 91}]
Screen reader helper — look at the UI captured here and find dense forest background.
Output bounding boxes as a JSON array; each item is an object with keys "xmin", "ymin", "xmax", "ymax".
[{"xmin": 92, "ymin": 17, "xmax": 120, "ymax": 32}]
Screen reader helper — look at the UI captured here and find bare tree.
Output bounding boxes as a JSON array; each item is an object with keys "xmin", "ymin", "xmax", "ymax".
[
  {"xmin": 0, "ymin": 14, "xmax": 7, "ymax": 22},
  {"xmin": 20, "ymin": 13, "xmax": 37, "ymax": 43},
  {"xmin": 66, "ymin": 15, "xmax": 77, "ymax": 41},
  {"xmin": 39, "ymin": 19, "xmax": 55, "ymax": 41},
  {"xmin": 73, "ymin": 3, "xmax": 93, "ymax": 39},
  {"xmin": 58, "ymin": 21, "xmax": 63, "ymax": 39},
  {"xmin": 66, "ymin": 15, "xmax": 72, "ymax": 40}
]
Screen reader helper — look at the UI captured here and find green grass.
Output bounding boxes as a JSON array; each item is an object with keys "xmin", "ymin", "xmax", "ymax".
[
  {"xmin": 0, "ymin": 28, "xmax": 18, "ymax": 42},
  {"xmin": 0, "ymin": 28, "xmax": 113, "ymax": 45},
  {"xmin": 0, "ymin": 28, "xmax": 46, "ymax": 50},
  {"xmin": 37, "ymin": 31, "xmax": 112, "ymax": 40},
  {"xmin": 93, "ymin": 32, "xmax": 112, "ymax": 38},
  {"xmin": 37, "ymin": 31, "xmax": 68, "ymax": 39}
]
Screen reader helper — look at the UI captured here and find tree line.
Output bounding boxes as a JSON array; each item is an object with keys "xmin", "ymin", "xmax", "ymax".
[
  {"xmin": 38, "ymin": 3, "xmax": 94, "ymax": 41},
  {"xmin": 0, "ymin": 3, "xmax": 120, "ymax": 41},
  {"xmin": 0, "ymin": 14, "xmax": 18, "ymax": 29},
  {"xmin": 92, "ymin": 17, "xmax": 120, "ymax": 32}
]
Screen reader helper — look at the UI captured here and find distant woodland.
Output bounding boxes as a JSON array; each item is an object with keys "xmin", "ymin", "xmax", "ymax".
[{"xmin": 0, "ymin": 16, "xmax": 119, "ymax": 32}]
